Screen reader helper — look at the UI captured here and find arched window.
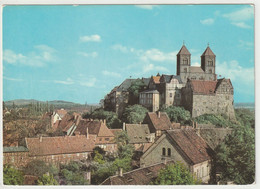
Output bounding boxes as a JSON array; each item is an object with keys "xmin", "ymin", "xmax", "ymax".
[
  {"xmin": 168, "ymin": 148, "xmax": 171, "ymax": 156},
  {"xmin": 162, "ymin": 148, "xmax": 166, "ymax": 156}
]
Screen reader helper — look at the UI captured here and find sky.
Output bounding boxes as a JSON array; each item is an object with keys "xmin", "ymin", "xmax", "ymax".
[{"xmin": 3, "ymin": 4, "xmax": 255, "ymax": 104}]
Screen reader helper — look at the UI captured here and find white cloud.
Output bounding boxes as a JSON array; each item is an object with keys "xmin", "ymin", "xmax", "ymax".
[
  {"xmin": 3, "ymin": 45, "xmax": 57, "ymax": 67},
  {"xmin": 200, "ymin": 18, "xmax": 214, "ymax": 25},
  {"xmin": 77, "ymin": 51, "xmax": 98, "ymax": 58},
  {"xmin": 223, "ymin": 7, "xmax": 254, "ymax": 29},
  {"xmin": 140, "ymin": 49, "xmax": 177, "ymax": 62},
  {"xmin": 3, "ymin": 76, "xmax": 23, "ymax": 82},
  {"xmin": 79, "ymin": 35, "xmax": 101, "ymax": 42},
  {"xmin": 135, "ymin": 5, "xmax": 158, "ymax": 10},
  {"xmin": 143, "ymin": 64, "xmax": 169, "ymax": 73},
  {"xmin": 231, "ymin": 22, "xmax": 251, "ymax": 29},
  {"xmin": 54, "ymin": 78, "xmax": 74, "ymax": 85},
  {"xmin": 112, "ymin": 44, "xmax": 128, "ymax": 53},
  {"xmin": 238, "ymin": 40, "xmax": 254, "ymax": 50},
  {"xmin": 102, "ymin": 70, "xmax": 121, "ymax": 78},
  {"xmin": 191, "ymin": 62, "xmax": 200, "ymax": 67},
  {"xmin": 223, "ymin": 7, "xmax": 254, "ymax": 22},
  {"xmin": 216, "ymin": 60, "xmax": 254, "ymax": 84},
  {"xmin": 79, "ymin": 77, "xmax": 96, "ymax": 87}
]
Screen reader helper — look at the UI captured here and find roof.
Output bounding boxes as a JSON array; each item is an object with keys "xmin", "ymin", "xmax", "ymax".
[
  {"xmin": 56, "ymin": 109, "xmax": 67, "ymax": 118},
  {"xmin": 167, "ymin": 129, "xmax": 212, "ymax": 164},
  {"xmin": 140, "ymin": 89, "xmax": 159, "ymax": 94},
  {"xmin": 151, "ymin": 76, "xmax": 161, "ymax": 84},
  {"xmin": 110, "ymin": 129, "xmax": 123, "ymax": 136},
  {"xmin": 101, "ymin": 161, "xmax": 174, "ymax": 185},
  {"xmin": 161, "ymin": 74, "xmax": 183, "ymax": 84},
  {"xmin": 190, "ymin": 80, "xmax": 218, "ymax": 95},
  {"xmin": 74, "ymin": 120, "xmax": 114, "ymax": 137},
  {"xmin": 57, "ymin": 114, "xmax": 75, "ymax": 131},
  {"xmin": 3, "ymin": 146, "xmax": 29, "ymax": 153},
  {"xmin": 201, "ymin": 46, "xmax": 215, "ymax": 56},
  {"xmin": 190, "ymin": 66, "xmax": 204, "ymax": 73},
  {"xmin": 117, "ymin": 79, "xmax": 137, "ymax": 92},
  {"xmin": 145, "ymin": 112, "xmax": 173, "ymax": 131},
  {"xmin": 177, "ymin": 45, "xmax": 191, "ymax": 55},
  {"xmin": 25, "ymin": 135, "xmax": 95, "ymax": 156},
  {"xmin": 125, "ymin": 124, "xmax": 150, "ymax": 143},
  {"xmin": 136, "ymin": 143, "xmax": 153, "ymax": 153},
  {"xmin": 142, "ymin": 77, "xmax": 151, "ymax": 86},
  {"xmin": 216, "ymin": 78, "xmax": 233, "ymax": 91}
]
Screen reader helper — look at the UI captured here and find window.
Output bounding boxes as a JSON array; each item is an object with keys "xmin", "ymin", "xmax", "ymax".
[
  {"xmin": 168, "ymin": 148, "xmax": 171, "ymax": 156},
  {"xmin": 105, "ymin": 138, "xmax": 110, "ymax": 141},
  {"xmin": 208, "ymin": 60, "xmax": 213, "ymax": 66},
  {"xmin": 162, "ymin": 148, "xmax": 166, "ymax": 156},
  {"xmin": 209, "ymin": 69, "xmax": 212, "ymax": 74},
  {"xmin": 183, "ymin": 59, "xmax": 188, "ymax": 65},
  {"xmin": 191, "ymin": 76, "xmax": 196, "ymax": 80},
  {"xmin": 169, "ymin": 93, "xmax": 172, "ymax": 97},
  {"xmin": 184, "ymin": 68, "xmax": 187, "ymax": 73}
]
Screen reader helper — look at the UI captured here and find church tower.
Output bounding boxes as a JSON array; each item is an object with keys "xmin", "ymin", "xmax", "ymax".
[
  {"xmin": 201, "ymin": 45, "xmax": 216, "ymax": 81},
  {"xmin": 177, "ymin": 45, "xmax": 191, "ymax": 83}
]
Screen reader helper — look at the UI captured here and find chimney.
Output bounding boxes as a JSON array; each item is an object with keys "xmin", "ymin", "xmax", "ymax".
[
  {"xmin": 123, "ymin": 122, "xmax": 126, "ymax": 131},
  {"xmin": 158, "ymin": 111, "xmax": 160, "ymax": 118},
  {"xmin": 40, "ymin": 136, "xmax": 42, "ymax": 142},
  {"xmin": 119, "ymin": 168, "xmax": 123, "ymax": 177},
  {"xmin": 86, "ymin": 127, "xmax": 89, "ymax": 139}
]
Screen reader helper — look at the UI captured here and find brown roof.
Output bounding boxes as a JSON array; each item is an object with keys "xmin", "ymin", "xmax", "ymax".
[
  {"xmin": 110, "ymin": 129, "xmax": 123, "ymax": 136},
  {"xmin": 25, "ymin": 135, "xmax": 95, "ymax": 156},
  {"xmin": 146, "ymin": 112, "xmax": 172, "ymax": 131},
  {"xmin": 177, "ymin": 45, "xmax": 191, "ymax": 55},
  {"xmin": 74, "ymin": 120, "xmax": 114, "ymax": 137},
  {"xmin": 56, "ymin": 109, "xmax": 67, "ymax": 118},
  {"xmin": 101, "ymin": 161, "xmax": 174, "ymax": 185},
  {"xmin": 126, "ymin": 124, "xmax": 150, "ymax": 144},
  {"xmin": 57, "ymin": 114, "xmax": 75, "ymax": 131},
  {"xmin": 136, "ymin": 143, "xmax": 153, "ymax": 153},
  {"xmin": 201, "ymin": 46, "xmax": 215, "ymax": 56},
  {"xmin": 152, "ymin": 76, "xmax": 161, "ymax": 84},
  {"xmin": 167, "ymin": 129, "xmax": 212, "ymax": 164},
  {"xmin": 190, "ymin": 66, "xmax": 204, "ymax": 73},
  {"xmin": 190, "ymin": 80, "xmax": 218, "ymax": 95}
]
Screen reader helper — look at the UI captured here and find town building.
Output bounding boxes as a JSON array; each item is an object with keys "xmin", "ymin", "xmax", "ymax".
[
  {"xmin": 3, "ymin": 146, "xmax": 29, "ymax": 168},
  {"xmin": 140, "ymin": 129, "xmax": 213, "ymax": 183},
  {"xmin": 139, "ymin": 90, "xmax": 160, "ymax": 112}
]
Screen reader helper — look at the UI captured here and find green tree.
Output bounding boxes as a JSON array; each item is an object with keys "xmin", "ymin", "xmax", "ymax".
[
  {"xmin": 215, "ymin": 124, "xmax": 255, "ymax": 184},
  {"xmin": 193, "ymin": 114, "xmax": 237, "ymax": 128},
  {"xmin": 37, "ymin": 173, "xmax": 58, "ymax": 185},
  {"xmin": 93, "ymin": 150, "xmax": 105, "ymax": 164},
  {"xmin": 3, "ymin": 165, "xmax": 24, "ymax": 185},
  {"xmin": 128, "ymin": 79, "xmax": 146, "ymax": 104},
  {"xmin": 235, "ymin": 108, "xmax": 255, "ymax": 129},
  {"xmin": 23, "ymin": 160, "xmax": 49, "ymax": 177},
  {"xmin": 152, "ymin": 162, "xmax": 200, "ymax": 185},
  {"xmin": 122, "ymin": 104, "xmax": 148, "ymax": 124},
  {"xmin": 161, "ymin": 105, "xmax": 190, "ymax": 125}
]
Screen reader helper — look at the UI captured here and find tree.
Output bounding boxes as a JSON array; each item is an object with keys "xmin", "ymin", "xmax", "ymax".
[
  {"xmin": 37, "ymin": 173, "xmax": 58, "ymax": 185},
  {"xmin": 23, "ymin": 160, "xmax": 49, "ymax": 177},
  {"xmin": 122, "ymin": 104, "xmax": 148, "ymax": 124},
  {"xmin": 3, "ymin": 165, "xmax": 24, "ymax": 185},
  {"xmin": 161, "ymin": 105, "xmax": 190, "ymax": 125},
  {"xmin": 128, "ymin": 79, "xmax": 146, "ymax": 104},
  {"xmin": 235, "ymin": 108, "xmax": 255, "ymax": 129},
  {"xmin": 152, "ymin": 162, "xmax": 200, "ymax": 185},
  {"xmin": 215, "ymin": 124, "xmax": 255, "ymax": 184}
]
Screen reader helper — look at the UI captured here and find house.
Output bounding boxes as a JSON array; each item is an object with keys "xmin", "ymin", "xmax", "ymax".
[
  {"xmin": 182, "ymin": 78, "xmax": 235, "ymax": 119},
  {"xmin": 51, "ymin": 109, "xmax": 67, "ymax": 128},
  {"xmin": 55, "ymin": 113, "xmax": 81, "ymax": 135},
  {"xmin": 3, "ymin": 146, "xmax": 29, "ymax": 168},
  {"xmin": 101, "ymin": 161, "xmax": 174, "ymax": 185},
  {"xmin": 143, "ymin": 112, "xmax": 173, "ymax": 137},
  {"xmin": 72, "ymin": 119, "xmax": 117, "ymax": 153},
  {"xmin": 140, "ymin": 129, "xmax": 213, "ymax": 183},
  {"xmin": 124, "ymin": 123, "xmax": 155, "ymax": 151},
  {"xmin": 139, "ymin": 90, "xmax": 160, "ymax": 112},
  {"xmin": 25, "ymin": 135, "xmax": 95, "ymax": 165}
]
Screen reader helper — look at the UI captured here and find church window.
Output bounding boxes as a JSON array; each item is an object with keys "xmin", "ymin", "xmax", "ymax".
[
  {"xmin": 162, "ymin": 148, "xmax": 166, "ymax": 156},
  {"xmin": 209, "ymin": 69, "xmax": 212, "ymax": 74},
  {"xmin": 167, "ymin": 148, "xmax": 171, "ymax": 156},
  {"xmin": 183, "ymin": 59, "xmax": 188, "ymax": 65},
  {"xmin": 208, "ymin": 60, "xmax": 213, "ymax": 66}
]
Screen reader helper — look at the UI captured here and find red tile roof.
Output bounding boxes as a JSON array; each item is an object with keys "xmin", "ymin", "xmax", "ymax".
[
  {"xmin": 167, "ymin": 129, "xmax": 212, "ymax": 164},
  {"xmin": 201, "ymin": 46, "xmax": 215, "ymax": 56},
  {"xmin": 177, "ymin": 45, "xmax": 191, "ymax": 55},
  {"xmin": 110, "ymin": 129, "xmax": 123, "ymax": 136},
  {"xmin": 152, "ymin": 76, "xmax": 161, "ymax": 84},
  {"xmin": 25, "ymin": 135, "xmax": 95, "ymax": 156},
  {"xmin": 101, "ymin": 161, "xmax": 174, "ymax": 185},
  {"xmin": 146, "ymin": 112, "xmax": 173, "ymax": 131},
  {"xmin": 57, "ymin": 114, "xmax": 75, "ymax": 131},
  {"xmin": 190, "ymin": 80, "xmax": 218, "ymax": 95}
]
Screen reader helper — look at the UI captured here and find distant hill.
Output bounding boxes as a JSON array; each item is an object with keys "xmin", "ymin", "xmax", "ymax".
[{"xmin": 234, "ymin": 102, "xmax": 255, "ymax": 110}]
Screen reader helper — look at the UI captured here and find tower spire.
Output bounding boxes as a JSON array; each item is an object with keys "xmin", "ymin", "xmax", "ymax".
[{"xmin": 183, "ymin": 40, "xmax": 185, "ymax": 46}]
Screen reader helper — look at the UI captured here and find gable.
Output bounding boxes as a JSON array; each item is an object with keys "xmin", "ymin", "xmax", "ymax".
[{"xmin": 215, "ymin": 79, "xmax": 233, "ymax": 93}]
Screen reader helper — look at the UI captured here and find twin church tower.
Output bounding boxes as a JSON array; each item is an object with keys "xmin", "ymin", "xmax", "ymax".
[{"xmin": 176, "ymin": 44, "xmax": 217, "ymax": 83}]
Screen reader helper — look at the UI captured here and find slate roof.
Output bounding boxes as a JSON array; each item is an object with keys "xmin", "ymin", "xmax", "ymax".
[
  {"xmin": 177, "ymin": 45, "xmax": 191, "ymax": 55},
  {"xmin": 161, "ymin": 74, "xmax": 183, "ymax": 84},
  {"xmin": 146, "ymin": 112, "xmax": 173, "ymax": 131},
  {"xmin": 142, "ymin": 77, "xmax": 151, "ymax": 86},
  {"xmin": 201, "ymin": 46, "xmax": 215, "ymax": 56},
  {"xmin": 190, "ymin": 80, "xmax": 218, "ymax": 95},
  {"xmin": 190, "ymin": 66, "xmax": 204, "ymax": 73},
  {"xmin": 140, "ymin": 89, "xmax": 159, "ymax": 94},
  {"xmin": 125, "ymin": 124, "xmax": 150, "ymax": 143},
  {"xmin": 3, "ymin": 146, "xmax": 29, "ymax": 153},
  {"xmin": 167, "ymin": 129, "xmax": 212, "ymax": 164},
  {"xmin": 74, "ymin": 120, "xmax": 114, "ymax": 137},
  {"xmin": 117, "ymin": 79, "xmax": 137, "ymax": 92},
  {"xmin": 25, "ymin": 135, "xmax": 95, "ymax": 156},
  {"xmin": 101, "ymin": 161, "xmax": 174, "ymax": 185}
]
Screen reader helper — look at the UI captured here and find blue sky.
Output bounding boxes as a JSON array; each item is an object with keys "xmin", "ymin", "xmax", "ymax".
[{"xmin": 3, "ymin": 5, "xmax": 254, "ymax": 104}]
